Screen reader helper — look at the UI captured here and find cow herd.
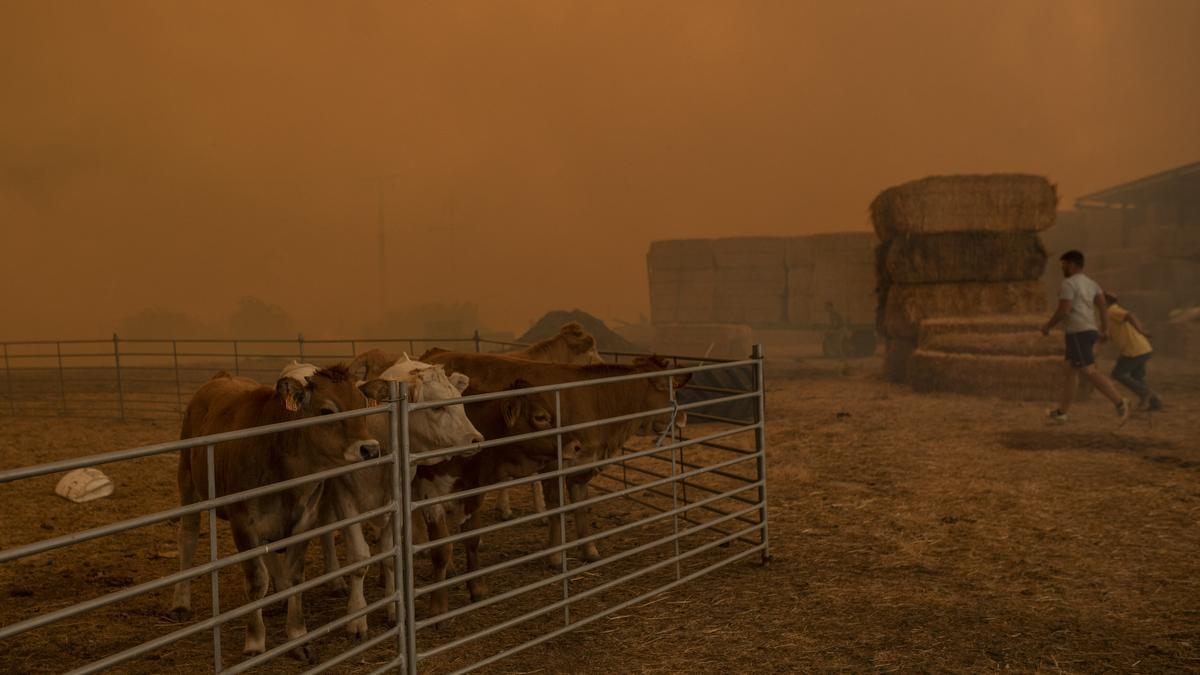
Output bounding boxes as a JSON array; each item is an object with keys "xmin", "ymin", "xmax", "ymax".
[{"xmin": 167, "ymin": 322, "xmax": 691, "ymax": 660}]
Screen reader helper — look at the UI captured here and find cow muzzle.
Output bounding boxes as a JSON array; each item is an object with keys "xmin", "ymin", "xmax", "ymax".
[{"xmin": 347, "ymin": 440, "xmax": 382, "ymax": 462}]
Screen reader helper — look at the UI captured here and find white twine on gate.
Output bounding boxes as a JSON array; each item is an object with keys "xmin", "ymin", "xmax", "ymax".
[{"xmin": 655, "ymin": 399, "xmax": 680, "ymax": 448}]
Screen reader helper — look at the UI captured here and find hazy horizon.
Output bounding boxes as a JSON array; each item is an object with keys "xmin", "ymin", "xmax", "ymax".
[{"xmin": 3, "ymin": 1, "xmax": 1198, "ymax": 340}]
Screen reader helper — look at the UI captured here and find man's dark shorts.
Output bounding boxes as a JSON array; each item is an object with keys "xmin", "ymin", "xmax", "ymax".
[{"xmin": 1065, "ymin": 330, "xmax": 1098, "ymax": 368}]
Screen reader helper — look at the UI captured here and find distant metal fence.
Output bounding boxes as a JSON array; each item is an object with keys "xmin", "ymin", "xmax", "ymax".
[
  {"xmin": 0, "ymin": 334, "xmax": 736, "ymax": 421},
  {"xmin": 0, "ymin": 349, "xmax": 769, "ymax": 673}
]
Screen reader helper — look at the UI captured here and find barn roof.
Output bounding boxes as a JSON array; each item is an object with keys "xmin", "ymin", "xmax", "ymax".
[{"xmin": 1075, "ymin": 160, "xmax": 1200, "ymax": 208}]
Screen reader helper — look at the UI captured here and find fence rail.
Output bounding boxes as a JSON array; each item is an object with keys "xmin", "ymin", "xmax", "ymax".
[
  {"xmin": 0, "ymin": 346, "xmax": 768, "ymax": 674},
  {"xmin": 0, "ymin": 333, "xmax": 732, "ymax": 421}
]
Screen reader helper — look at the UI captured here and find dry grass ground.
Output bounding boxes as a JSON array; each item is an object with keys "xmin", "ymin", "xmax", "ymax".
[{"xmin": 2, "ymin": 356, "xmax": 1198, "ymax": 673}]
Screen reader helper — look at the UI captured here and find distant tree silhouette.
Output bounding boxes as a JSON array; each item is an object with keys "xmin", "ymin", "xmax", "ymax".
[
  {"xmin": 118, "ymin": 308, "xmax": 210, "ymax": 338},
  {"xmin": 228, "ymin": 296, "xmax": 297, "ymax": 337}
]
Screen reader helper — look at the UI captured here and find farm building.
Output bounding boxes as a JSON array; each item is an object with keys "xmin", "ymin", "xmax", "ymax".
[
  {"xmin": 1042, "ymin": 161, "xmax": 1200, "ymax": 325},
  {"xmin": 646, "ymin": 234, "xmax": 876, "ymax": 358}
]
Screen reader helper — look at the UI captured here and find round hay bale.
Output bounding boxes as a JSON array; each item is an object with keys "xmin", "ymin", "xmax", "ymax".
[
  {"xmin": 870, "ymin": 174, "xmax": 1057, "ymax": 240},
  {"xmin": 907, "ymin": 350, "xmax": 1060, "ymax": 400},
  {"xmin": 919, "ymin": 331, "xmax": 1060, "ymax": 357},
  {"xmin": 917, "ymin": 314, "xmax": 1045, "ymax": 341},
  {"xmin": 882, "ymin": 282, "xmax": 1047, "ymax": 339},
  {"xmin": 883, "ymin": 231, "xmax": 1047, "ymax": 284}
]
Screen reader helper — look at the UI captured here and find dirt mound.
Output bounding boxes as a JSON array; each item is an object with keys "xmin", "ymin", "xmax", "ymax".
[{"xmin": 518, "ymin": 310, "xmax": 640, "ymax": 353}]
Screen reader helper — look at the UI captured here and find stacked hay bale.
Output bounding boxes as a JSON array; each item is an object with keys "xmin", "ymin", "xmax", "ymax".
[
  {"xmin": 647, "ymin": 240, "xmax": 717, "ymax": 324},
  {"xmin": 908, "ymin": 315, "xmax": 1061, "ymax": 399},
  {"xmin": 711, "ymin": 238, "xmax": 789, "ymax": 324},
  {"xmin": 786, "ymin": 233, "xmax": 876, "ymax": 325},
  {"xmin": 872, "ymin": 174, "xmax": 1058, "ymax": 392}
]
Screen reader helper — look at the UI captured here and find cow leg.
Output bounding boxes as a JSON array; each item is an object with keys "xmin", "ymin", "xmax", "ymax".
[
  {"xmin": 341, "ymin": 522, "xmax": 371, "ymax": 640},
  {"xmin": 569, "ymin": 479, "xmax": 601, "ymax": 562},
  {"xmin": 231, "ymin": 528, "xmax": 269, "ymax": 657},
  {"xmin": 326, "ymin": 485, "xmax": 370, "ymax": 639},
  {"xmin": 378, "ymin": 515, "xmax": 398, "ymax": 625},
  {"xmin": 495, "ymin": 487, "xmax": 514, "ymax": 520},
  {"xmin": 542, "ymin": 477, "xmax": 565, "ymax": 569},
  {"xmin": 318, "ymin": 495, "xmax": 347, "ymax": 592},
  {"xmin": 424, "ymin": 508, "xmax": 453, "ymax": 624},
  {"xmin": 170, "ymin": 497, "xmax": 202, "ymax": 620},
  {"xmin": 462, "ymin": 504, "xmax": 488, "ymax": 601},
  {"xmin": 532, "ymin": 481, "xmax": 547, "ymax": 525},
  {"xmin": 319, "ymin": 531, "xmax": 346, "ymax": 592},
  {"xmin": 263, "ymin": 547, "xmax": 313, "ymax": 663}
]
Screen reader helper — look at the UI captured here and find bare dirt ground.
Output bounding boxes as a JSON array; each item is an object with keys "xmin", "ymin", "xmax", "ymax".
[{"xmin": 2, "ymin": 356, "xmax": 1198, "ymax": 673}]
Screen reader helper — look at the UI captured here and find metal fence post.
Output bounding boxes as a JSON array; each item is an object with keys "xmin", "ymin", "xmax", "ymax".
[
  {"xmin": 554, "ymin": 389, "xmax": 570, "ymax": 627},
  {"xmin": 172, "ymin": 340, "xmax": 183, "ymax": 416},
  {"xmin": 56, "ymin": 341, "xmax": 67, "ymax": 414},
  {"xmin": 206, "ymin": 443, "xmax": 223, "ymax": 672},
  {"xmin": 112, "ymin": 334, "xmax": 125, "ymax": 420},
  {"xmin": 2, "ymin": 342, "xmax": 14, "ymax": 415},
  {"xmin": 668, "ymin": 376, "xmax": 681, "ymax": 580},
  {"xmin": 752, "ymin": 343, "xmax": 770, "ymax": 564},
  {"xmin": 473, "ymin": 329, "xmax": 481, "ymax": 353},
  {"xmin": 388, "ymin": 380, "xmax": 406, "ymax": 671},
  {"xmin": 398, "ymin": 382, "xmax": 418, "ymax": 675}
]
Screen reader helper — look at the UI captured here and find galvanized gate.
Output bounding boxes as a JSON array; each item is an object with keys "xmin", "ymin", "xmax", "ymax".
[{"xmin": 0, "ymin": 350, "xmax": 769, "ymax": 673}]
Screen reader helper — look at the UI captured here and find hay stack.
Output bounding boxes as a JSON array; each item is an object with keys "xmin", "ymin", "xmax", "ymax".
[
  {"xmin": 870, "ymin": 174, "xmax": 1057, "ymax": 240},
  {"xmin": 907, "ymin": 350, "xmax": 1060, "ymax": 400},
  {"xmin": 872, "ymin": 173, "xmax": 1057, "ymax": 397},
  {"xmin": 882, "ymin": 281, "xmax": 1046, "ymax": 339},
  {"xmin": 883, "ymin": 231, "xmax": 1047, "ymax": 284}
]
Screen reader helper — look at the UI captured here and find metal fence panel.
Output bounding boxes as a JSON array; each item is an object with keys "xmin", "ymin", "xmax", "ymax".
[{"xmin": 0, "ymin": 345, "xmax": 769, "ymax": 674}]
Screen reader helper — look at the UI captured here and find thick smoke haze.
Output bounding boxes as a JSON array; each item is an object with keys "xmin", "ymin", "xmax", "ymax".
[{"xmin": 2, "ymin": 1, "xmax": 1198, "ymax": 339}]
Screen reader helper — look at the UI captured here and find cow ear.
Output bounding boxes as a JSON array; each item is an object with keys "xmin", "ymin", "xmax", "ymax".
[
  {"xmin": 348, "ymin": 354, "xmax": 370, "ymax": 382},
  {"xmin": 449, "ymin": 372, "xmax": 470, "ymax": 394},
  {"xmin": 275, "ymin": 377, "xmax": 309, "ymax": 412},
  {"xmin": 359, "ymin": 379, "xmax": 390, "ymax": 405},
  {"xmin": 501, "ymin": 398, "xmax": 523, "ymax": 429}
]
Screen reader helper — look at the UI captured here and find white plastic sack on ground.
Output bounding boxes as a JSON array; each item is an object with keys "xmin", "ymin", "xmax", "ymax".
[{"xmin": 55, "ymin": 468, "xmax": 114, "ymax": 503}]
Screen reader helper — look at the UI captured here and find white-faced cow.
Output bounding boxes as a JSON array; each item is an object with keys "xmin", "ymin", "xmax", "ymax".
[
  {"xmin": 412, "ymin": 352, "xmax": 689, "ymax": 568},
  {"xmin": 311, "ymin": 355, "xmax": 483, "ymax": 623}
]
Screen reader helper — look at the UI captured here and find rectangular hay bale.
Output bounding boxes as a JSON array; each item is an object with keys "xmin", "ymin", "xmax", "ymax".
[
  {"xmin": 647, "ymin": 239, "xmax": 715, "ymax": 270},
  {"xmin": 907, "ymin": 350, "xmax": 1061, "ymax": 400},
  {"xmin": 883, "ymin": 231, "xmax": 1047, "ymax": 283},
  {"xmin": 871, "ymin": 174, "xmax": 1057, "ymax": 240},
  {"xmin": 883, "ymin": 281, "xmax": 1047, "ymax": 339}
]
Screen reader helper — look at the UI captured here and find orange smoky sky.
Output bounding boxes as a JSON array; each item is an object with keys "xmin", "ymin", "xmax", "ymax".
[{"xmin": 2, "ymin": 1, "xmax": 1198, "ymax": 340}]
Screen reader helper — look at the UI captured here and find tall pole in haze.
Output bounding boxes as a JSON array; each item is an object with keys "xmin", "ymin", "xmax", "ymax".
[{"xmin": 378, "ymin": 178, "xmax": 387, "ymax": 320}]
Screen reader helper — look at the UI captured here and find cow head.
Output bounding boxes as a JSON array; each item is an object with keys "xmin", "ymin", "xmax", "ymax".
[
  {"xmin": 275, "ymin": 363, "xmax": 385, "ymax": 466},
  {"xmin": 632, "ymin": 355, "xmax": 690, "ymax": 435},
  {"xmin": 558, "ymin": 322, "xmax": 604, "ymax": 365},
  {"xmin": 348, "ymin": 348, "xmax": 404, "ymax": 381},
  {"xmin": 378, "ymin": 357, "xmax": 484, "ymax": 462},
  {"xmin": 494, "ymin": 379, "xmax": 582, "ymax": 464}
]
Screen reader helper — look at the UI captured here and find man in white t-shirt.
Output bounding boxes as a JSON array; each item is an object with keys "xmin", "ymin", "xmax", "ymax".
[{"xmin": 1040, "ymin": 249, "xmax": 1129, "ymax": 424}]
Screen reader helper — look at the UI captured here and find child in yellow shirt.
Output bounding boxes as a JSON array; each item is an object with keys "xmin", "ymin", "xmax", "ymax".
[{"xmin": 1104, "ymin": 293, "xmax": 1164, "ymax": 411}]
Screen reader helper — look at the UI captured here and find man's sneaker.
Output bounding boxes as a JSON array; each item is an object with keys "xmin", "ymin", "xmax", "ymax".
[
  {"xmin": 1046, "ymin": 409, "xmax": 1068, "ymax": 424},
  {"xmin": 1116, "ymin": 399, "xmax": 1130, "ymax": 425}
]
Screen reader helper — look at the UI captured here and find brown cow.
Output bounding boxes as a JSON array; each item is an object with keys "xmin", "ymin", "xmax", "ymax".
[
  {"xmin": 503, "ymin": 321, "xmax": 603, "ymax": 365},
  {"xmin": 417, "ymin": 351, "xmax": 689, "ymax": 567},
  {"xmin": 170, "ymin": 366, "xmax": 389, "ymax": 661},
  {"xmin": 494, "ymin": 321, "xmax": 603, "ymax": 520}
]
